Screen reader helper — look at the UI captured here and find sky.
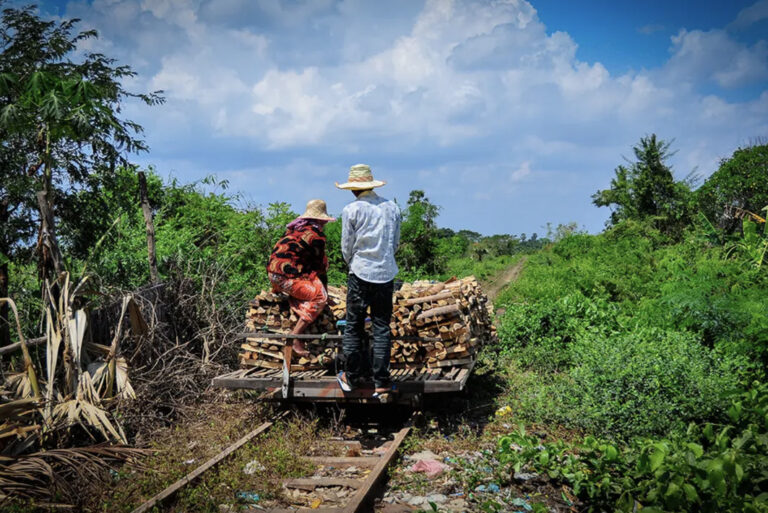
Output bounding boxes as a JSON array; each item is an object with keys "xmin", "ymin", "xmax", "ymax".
[{"xmin": 29, "ymin": 0, "xmax": 768, "ymax": 236}]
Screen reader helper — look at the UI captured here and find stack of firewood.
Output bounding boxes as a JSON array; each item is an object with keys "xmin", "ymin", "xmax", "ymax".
[
  {"xmin": 390, "ymin": 276, "xmax": 495, "ymax": 368},
  {"xmin": 240, "ymin": 286, "xmax": 346, "ymax": 369},
  {"xmin": 238, "ymin": 277, "xmax": 495, "ymax": 371}
]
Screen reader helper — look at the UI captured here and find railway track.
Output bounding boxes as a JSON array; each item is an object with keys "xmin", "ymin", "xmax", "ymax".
[{"xmin": 130, "ymin": 409, "xmax": 415, "ymax": 513}]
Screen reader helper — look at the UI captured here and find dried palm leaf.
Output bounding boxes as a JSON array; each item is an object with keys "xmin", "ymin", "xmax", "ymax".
[
  {"xmin": 51, "ymin": 374, "xmax": 126, "ymax": 444},
  {"xmin": 67, "ymin": 309, "xmax": 87, "ymax": 380},
  {"xmin": 0, "ymin": 444, "xmax": 146, "ymax": 503},
  {"xmin": 106, "ymin": 296, "xmax": 131, "ymax": 399},
  {"xmin": 88, "ymin": 358, "xmax": 135, "ymax": 401},
  {"xmin": 0, "ymin": 398, "xmax": 37, "ymax": 421},
  {"xmin": 5, "ymin": 373, "xmax": 36, "ymax": 400},
  {"xmin": 45, "ymin": 307, "xmax": 63, "ymax": 420},
  {"xmin": 0, "ymin": 298, "xmax": 41, "ymax": 399},
  {"xmin": 1, "ymin": 398, "xmax": 41, "ymax": 457}
]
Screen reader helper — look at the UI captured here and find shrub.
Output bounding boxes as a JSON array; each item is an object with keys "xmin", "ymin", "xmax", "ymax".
[
  {"xmin": 566, "ymin": 329, "xmax": 744, "ymax": 439},
  {"xmin": 498, "ymin": 381, "xmax": 768, "ymax": 513}
]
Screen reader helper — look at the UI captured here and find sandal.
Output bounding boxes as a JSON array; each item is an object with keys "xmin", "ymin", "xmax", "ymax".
[
  {"xmin": 337, "ymin": 371, "xmax": 355, "ymax": 392},
  {"xmin": 372, "ymin": 384, "xmax": 396, "ymax": 398}
]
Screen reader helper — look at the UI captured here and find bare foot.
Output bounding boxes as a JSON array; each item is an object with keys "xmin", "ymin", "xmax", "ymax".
[{"xmin": 292, "ymin": 341, "xmax": 310, "ymax": 357}]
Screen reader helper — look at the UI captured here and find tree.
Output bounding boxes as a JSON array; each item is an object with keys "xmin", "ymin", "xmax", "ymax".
[
  {"xmin": 592, "ymin": 134, "xmax": 692, "ymax": 234},
  {"xmin": 696, "ymin": 143, "xmax": 768, "ymax": 232},
  {"xmin": 0, "ymin": 5, "xmax": 162, "ymax": 343},
  {"xmin": 398, "ymin": 190, "xmax": 442, "ymax": 275}
]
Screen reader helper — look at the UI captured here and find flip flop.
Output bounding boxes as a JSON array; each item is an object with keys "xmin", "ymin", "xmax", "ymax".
[
  {"xmin": 372, "ymin": 384, "xmax": 397, "ymax": 398},
  {"xmin": 337, "ymin": 371, "xmax": 354, "ymax": 392}
]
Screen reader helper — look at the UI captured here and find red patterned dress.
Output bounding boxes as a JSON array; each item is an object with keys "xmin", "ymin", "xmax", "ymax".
[{"xmin": 267, "ymin": 221, "xmax": 329, "ymax": 322}]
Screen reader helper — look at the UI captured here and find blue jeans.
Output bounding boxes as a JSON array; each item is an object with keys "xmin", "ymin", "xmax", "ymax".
[{"xmin": 342, "ymin": 273, "xmax": 394, "ymax": 389}]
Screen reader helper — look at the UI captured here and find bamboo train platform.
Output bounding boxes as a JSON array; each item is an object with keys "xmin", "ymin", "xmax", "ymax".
[{"xmin": 212, "ymin": 354, "xmax": 477, "ymax": 405}]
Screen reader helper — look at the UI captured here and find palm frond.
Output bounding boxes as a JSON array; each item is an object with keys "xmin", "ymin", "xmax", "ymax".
[
  {"xmin": 45, "ymin": 307, "xmax": 63, "ymax": 420},
  {"xmin": 0, "ymin": 444, "xmax": 146, "ymax": 503},
  {"xmin": 51, "ymin": 374, "xmax": 126, "ymax": 443},
  {"xmin": 88, "ymin": 357, "xmax": 135, "ymax": 400},
  {"xmin": 5, "ymin": 373, "xmax": 35, "ymax": 400}
]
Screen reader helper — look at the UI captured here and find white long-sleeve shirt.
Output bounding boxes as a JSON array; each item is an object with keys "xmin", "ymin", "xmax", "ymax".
[{"xmin": 341, "ymin": 190, "xmax": 401, "ymax": 283}]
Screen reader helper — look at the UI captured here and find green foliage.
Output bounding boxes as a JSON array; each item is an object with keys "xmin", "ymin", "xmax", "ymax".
[
  {"xmin": 398, "ymin": 190, "xmax": 442, "ymax": 277},
  {"xmin": 86, "ymin": 171, "xmax": 299, "ymax": 299},
  {"xmin": 498, "ymin": 382, "xmax": 768, "ymax": 512},
  {"xmin": 696, "ymin": 143, "xmax": 768, "ymax": 232},
  {"xmin": 58, "ymin": 166, "xmax": 164, "ymax": 258},
  {"xmin": 496, "ymin": 221, "xmax": 766, "ymax": 438},
  {"xmin": 0, "ymin": 4, "xmax": 160, "ymax": 343},
  {"xmin": 593, "ymin": 135, "xmax": 693, "ymax": 235},
  {"xmin": 726, "ymin": 217, "xmax": 768, "ymax": 270},
  {"xmin": 567, "ymin": 330, "xmax": 742, "ymax": 438}
]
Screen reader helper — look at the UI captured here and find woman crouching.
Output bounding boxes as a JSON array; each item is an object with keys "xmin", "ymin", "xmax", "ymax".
[{"xmin": 267, "ymin": 199, "xmax": 335, "ymax": 357}]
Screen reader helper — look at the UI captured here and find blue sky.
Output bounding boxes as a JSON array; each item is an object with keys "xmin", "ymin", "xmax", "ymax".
[{"xmin": 33, "ymin": 0, "xmax": 768, "ymax": 235}]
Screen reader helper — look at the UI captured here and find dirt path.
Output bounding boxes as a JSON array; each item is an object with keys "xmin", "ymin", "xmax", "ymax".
[{"xmin": 483, "ymin": 257, "xmax": 526, "ymax": 300}]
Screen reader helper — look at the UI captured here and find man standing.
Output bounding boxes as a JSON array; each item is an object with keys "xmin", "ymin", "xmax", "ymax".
[{"xmin": 335, "ymin": 164, "xmax": 401, "ymax": 396}]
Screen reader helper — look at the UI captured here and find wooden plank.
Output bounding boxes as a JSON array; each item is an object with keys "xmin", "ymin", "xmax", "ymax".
[
  {"xmin": 415, "ymin": 303, "xmax": 461, "ymax": 322},
  {"xmin": 130, "ymin": 415, "xmax": 280, "ymax": 513},
  {"xmin": 260, "ymin": 508, "xmax": 340, "ymax": 513},
  {"xmin": 308, "ymin": 456, "xmax": 380, "ymax": 466},
  {"xmin": 423, "ymin": 380, "xmax": 464, "ymax": 393},
  {"xmin": 240, "ymin": 357, "xmax": 310, "ymax": 371},
  {"xmin": 403, "ymin": 290, "xmax": 456, "ymax": 305},
  {"xmin": 427, "ymin": 357, "xmax": 473, "ymax": 368},
  {"xmin": 326, "ymin": 440, "xmax": 362, "ymax": 451},
  {"xmin": 457, "ymin": 358, "xmax": 476, "ymax": 391},
  {"xmin": 284, "ymin": 477, "xmax": 361, "ymax": 490},
  {"xmin": 236, "ymin": 332, "xmax": 442, "ymax": 342},
  {"xmin": 342, "ymin": 427, "xmax": 411, "ymax": 513}
]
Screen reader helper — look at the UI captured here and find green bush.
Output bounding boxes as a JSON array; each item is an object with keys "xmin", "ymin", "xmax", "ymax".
[
  {"xmin": 566, "ymin": 330, "xmax": 744, "ymax": 438},
  {"xmin": 498, "ymin": 381, "xmax": 768, "ymax": 513}
]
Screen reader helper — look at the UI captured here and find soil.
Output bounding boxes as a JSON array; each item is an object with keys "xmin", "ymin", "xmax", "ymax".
[{"xmin": 482, "ymin": 258, "xmax": 526, "ymax": 301}]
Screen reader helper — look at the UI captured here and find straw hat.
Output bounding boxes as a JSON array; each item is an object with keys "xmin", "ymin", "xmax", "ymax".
[
  {"xmin": 335, "ymin": 164, "xmax": 386, "ymax": 190},
  {"xmin": 300, "ymin": 199, "xmax": 335, "ymax": 221}
]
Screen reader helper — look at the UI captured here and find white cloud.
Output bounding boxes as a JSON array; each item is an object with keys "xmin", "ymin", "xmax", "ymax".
[
  {"xmin": 55, "ymin": 0, "xmax": 768, "ymax": 234},
  {"xmin": 729, "ymin": 0, "xmax": 768, "ymax": 29},
  {"xmin": 509, "ymin": 161, "xmax": 531, "ymax": 182},
  {"xmin": 664, "ymin": 29, "xmax": 768, "ymax": 89}
]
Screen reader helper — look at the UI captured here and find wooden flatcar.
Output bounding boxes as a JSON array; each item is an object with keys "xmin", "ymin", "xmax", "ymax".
[{"xmin": 212, "ymin": 356, "xmax": 476, "ymax": 405}]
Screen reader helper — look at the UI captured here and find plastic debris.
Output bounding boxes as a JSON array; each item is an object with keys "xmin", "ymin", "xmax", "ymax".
[
  {"xmin": 235, "ymin": 491, "xmax": 260, "ymax": 503},
  {"xmin": 495, "ymin": 405, "xmax": 513, "ymax": 417},
  {"xmin": 474, "ymin": 483, "xmax": 500, "ymax": 493},
  {"xmin": 408, "ymin": 458, "xmax": 450, "ymax": 478},
  {"xmin": 511, "ymin": 497, "xmax": 533, "ymax": 511},
  {"xmin": 426, "ymin": 493, "xmax": 448, "ymax": 504},
  {"xmin": 513, "ymin": 471, "xmax": 537, "ymax": 481},
  {"xmin": 408, "ymin": 495, "xmax": 427, "ymax": 506},
  {"xmin": 243, "ymin": 460, "xmax": 266, "ymax": 475}
]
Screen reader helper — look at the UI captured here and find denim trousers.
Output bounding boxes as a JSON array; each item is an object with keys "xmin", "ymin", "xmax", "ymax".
[{"xmin": 342, "ymin": 273, "xmax": 394, "ymax": 388}]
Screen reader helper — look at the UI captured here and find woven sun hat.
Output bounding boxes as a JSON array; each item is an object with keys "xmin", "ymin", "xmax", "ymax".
[
  {"xmin": 299, "ymin": 199, "xmax": 335, "ymax": 221},
  {"xmin": 335, "ymin": 164, "xmax": 387, "ymax": 190}
]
